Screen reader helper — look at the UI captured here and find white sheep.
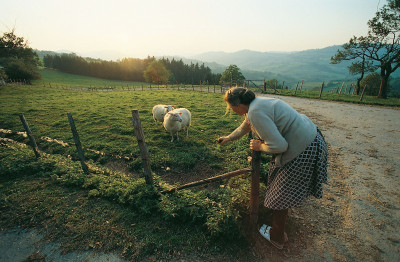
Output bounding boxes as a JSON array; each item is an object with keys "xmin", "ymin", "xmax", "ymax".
[
  {"xmin": 163, "ymin": 108, "xmax": 191, "ymax": 142},
  {"xmin": 152, "ymin": 104, "xmax": 174, "ymax": 125}
]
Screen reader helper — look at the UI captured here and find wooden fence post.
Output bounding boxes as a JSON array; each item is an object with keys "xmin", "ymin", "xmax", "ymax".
[
  {"xmin": 249, "ymin": 150, "xmax": 261, "ymax": 234},
  {"xmin": 263, "ymin": 78, "xmax": 266, "ymax": 93},
  {"xmin": 299, "ymin": 80, "xmax": 303, "ymax": 92},
  {"xmin": 319, "ymin": 82, "xmax": 325, "ymax": 98},
  {"xmin": 19, "ymin": 114, "xmax": 40, "ymax": 158},
  {"xmin": 360, "ymin": 84, "xmax": 367, "ymax": 102},
  {"xmin": 131, "ymin": 110, "xmax": 154, "ymax": 186},
  {"xmin": 67, "ymin": 113, "xmax": 89, "ymax": 174},
  {"xmin": 294, "ymin": 81, "xmax": 299, "ymax": 95},
  {"xmin": 338, "ymin": 82, "xmax": 345, "ymax": 95}
]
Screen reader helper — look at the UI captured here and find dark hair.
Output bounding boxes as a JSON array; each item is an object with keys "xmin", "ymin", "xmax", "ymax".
[{"xmin": 224, "ymin": 87, "xmax": 256, "ymax": 106}]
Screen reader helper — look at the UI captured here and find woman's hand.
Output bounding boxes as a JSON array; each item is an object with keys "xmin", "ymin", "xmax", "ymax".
[
  {"xmin": 250, "ymin": 139, "xmax": 265, "ymax": 151},
  {"xmin": 216, "ymin": 136, "xmax": 231, "ymax": 145}
]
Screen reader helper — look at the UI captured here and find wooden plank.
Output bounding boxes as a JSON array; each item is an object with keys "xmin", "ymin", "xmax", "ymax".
[
  {"xmin": 131, "ymin": 110, "xmax": 154, "ymax": 186},
  {"xmin": 161, "ymin": 168, "xmax": 252, "ymax": 193},
  {"xmin": 338, "ymin": 82, "xmax": 345, "ymax": 95},
  {"xmin": 249, "ymin": 150, "xmax": 261, "ymax": 233},
  {"xmin": 294, "ymin": 81, "xmax": 299, "ymax": 95},
  {"xmin": 67, "ymin": 113, "xmax": 89, "ymax": 174},
  {"xmin": 319, "ymin": 82, "xmax": 325, "ymax": 98},
  {"xmin": 19, "ymin": 113, "xmax": 40, "ymax": 158},
  {"xmin": 360, "ymin": 84, "xmax": 367, "ymax": 102}
]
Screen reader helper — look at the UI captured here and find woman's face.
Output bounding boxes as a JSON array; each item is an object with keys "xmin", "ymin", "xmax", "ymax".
[{"xmin": 229, "ymin": 103, "xmax": 248, "ymax": 116}]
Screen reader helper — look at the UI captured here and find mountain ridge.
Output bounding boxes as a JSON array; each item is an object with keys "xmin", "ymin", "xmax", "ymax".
[{"xmin": 36, "ymin": 45, "xmax": 400, "ymax": 84}]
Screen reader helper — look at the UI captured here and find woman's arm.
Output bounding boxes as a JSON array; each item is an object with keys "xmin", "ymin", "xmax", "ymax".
[
  {"xmin": 217, "ymin": 117, "xmax": 251, "ymax": 145},
  {"xmin": 249, "ymin": 110, "xmax": 288, "ymax": 153}
]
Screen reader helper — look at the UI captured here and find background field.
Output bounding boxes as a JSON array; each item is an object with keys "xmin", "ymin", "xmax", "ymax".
[{"xmin": 1, "ymin": 70, "xmax": 258, "ymax": 177}]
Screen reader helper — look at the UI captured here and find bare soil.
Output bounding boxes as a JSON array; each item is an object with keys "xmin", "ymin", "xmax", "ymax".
[{"xmin": 249, "ymin": 94, "xmax": 400, "ymax": 261}]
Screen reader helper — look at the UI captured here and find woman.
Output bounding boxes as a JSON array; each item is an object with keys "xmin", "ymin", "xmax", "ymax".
[{"xmin": 217, "ymin": 87, "xmax": 328, "ymax": 249}]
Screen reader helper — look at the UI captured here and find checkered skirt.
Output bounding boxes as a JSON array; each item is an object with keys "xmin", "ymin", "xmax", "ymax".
[{"xmin": 264, "ymin": 129, "xmax": 328, "ymax": 210}]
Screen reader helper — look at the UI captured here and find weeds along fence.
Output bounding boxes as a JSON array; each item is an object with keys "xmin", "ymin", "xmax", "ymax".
[
  {"xmin": 39, "ymin": 79, "xmax": 267, "ymax": 94},
  {"xmin": 41, "ymin": 81, "xmax": 231, "ymax": 93},
  {"xmin": 40, "ymin": 79, "xmax": 370, "ymax": 101},
  {"xmin": 17, "ymin": 110, "xmax": 263, "ymax": 234},
  {"xmin": 260, "ymin": 80, "xmax": 376, "ymax": 102}
]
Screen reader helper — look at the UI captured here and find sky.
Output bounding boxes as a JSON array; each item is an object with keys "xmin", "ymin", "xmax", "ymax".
[{"xmin": 0, "ymin": 0, "xmax": 386, "ymax": 60}]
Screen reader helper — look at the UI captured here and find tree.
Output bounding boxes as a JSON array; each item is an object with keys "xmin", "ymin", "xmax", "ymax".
[
  {"xmin": 331, "ymin": 39, "xmax": 376, "ymax": 95},
  {"xmin": 0, "ymin": 29, "xmax": 41, "ymax": 82},
  {"xmin": 220, "ymin": 65, "xmax": 245, "ymax": 85},
  {"xmin": 330, "ymin": 0, "xmax": 400, "ymax": 98},
  {"xmin": 360, "ymin": 73, "xmax": 382, "ymax": 96},
  {"xmin": 367, "ymin": 0, "xmax": 400, "ymax": 98},
  {"xmin": 143, "ymin": 60, "xmax": 170, "ymax": 84}
]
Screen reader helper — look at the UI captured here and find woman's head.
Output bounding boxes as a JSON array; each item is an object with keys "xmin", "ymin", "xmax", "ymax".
[
  {"xmin": 224, "ymin": 87, "xmax": 256, "ymax": 115},
  {"xmin": 224, "ymin": 87, "xmax": 256, "ymax": 106}
]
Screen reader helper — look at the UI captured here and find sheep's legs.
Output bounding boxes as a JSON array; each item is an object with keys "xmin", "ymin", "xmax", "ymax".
[{"xmin": 170, "ymin": 132, "xmax": 179, "ymax": 142}]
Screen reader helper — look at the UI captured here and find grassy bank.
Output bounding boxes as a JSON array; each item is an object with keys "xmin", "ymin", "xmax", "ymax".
[
  {"xmin": 263, "ymin": 88, "xmax": 400, "ymax": 107},
  {"xmin": 0, "ymin": 141, "xmax": 258, "ymax": 261}
]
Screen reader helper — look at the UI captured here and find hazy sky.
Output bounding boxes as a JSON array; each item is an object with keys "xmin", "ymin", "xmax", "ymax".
[{"xmin": 0, "ymin": 0, "xmax": 386, "ymax": 60}]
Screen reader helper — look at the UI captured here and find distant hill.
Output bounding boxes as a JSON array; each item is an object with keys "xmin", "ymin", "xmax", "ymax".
[
  {"xmin": 35, "ymin": 46, "xmax": 400, "ymax": 89},
  {"xmin": 190, "ymin": 46, "xmax": 360, "ymax": 82}
]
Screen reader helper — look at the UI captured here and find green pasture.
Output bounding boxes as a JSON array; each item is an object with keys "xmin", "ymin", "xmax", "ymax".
[
  {"xmin": 39, "ymin": 69, "xmax": 148, "ymax": 88},
  {"xmin": 0, "ymin": 70, "xmax": 268, "ymax": 260},
  {"xmin": 0, "ymin": 82, "xmax": 253, "ymax": 177}
]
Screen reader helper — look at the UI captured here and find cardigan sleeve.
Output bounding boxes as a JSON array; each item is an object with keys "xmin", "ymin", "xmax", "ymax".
[
  {"xmin": 227, "ymin": 116, "xmax": 251, "ymax": 141},
  {"xmin": 249, "ymin": 109, "xmax": 288, "ymax": 154}
]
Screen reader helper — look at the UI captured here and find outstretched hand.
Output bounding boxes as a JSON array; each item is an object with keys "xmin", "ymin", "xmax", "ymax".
[{"xmin": 216, "ymin": 136, "xmax": 230, "ymax": 146}]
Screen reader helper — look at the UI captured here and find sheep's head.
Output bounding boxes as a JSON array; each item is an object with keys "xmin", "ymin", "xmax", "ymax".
[
  {"xmin": 166, "ymin": 112, "xmax": 182, "ymax": 122},
  {"xmin": 164, "ymin": 105, "xmax": 175, "ymax": 112}
]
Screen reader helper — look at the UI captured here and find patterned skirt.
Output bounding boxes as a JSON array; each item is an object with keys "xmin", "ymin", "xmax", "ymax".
[{"xmin": 264, "ymin": 129, "xmax": 328, "ymax": 210}]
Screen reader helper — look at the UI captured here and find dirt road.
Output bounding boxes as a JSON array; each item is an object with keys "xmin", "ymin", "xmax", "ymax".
[{"xmin": 257, "ymin": 94, "xmax": 400, "ymax": 261}]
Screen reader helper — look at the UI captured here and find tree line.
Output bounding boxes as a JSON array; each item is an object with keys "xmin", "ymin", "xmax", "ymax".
[{"xmin": 43, "ymin": 53, "xmax": 222, "ymax": 85}]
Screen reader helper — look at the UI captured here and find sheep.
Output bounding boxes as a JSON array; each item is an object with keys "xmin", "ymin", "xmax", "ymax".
[
  {"xmin": 163, "ymin": 108, "xmax": 191, "ymax": 142},
  {"xmin": 152, "ymin": 104, "xmax": 174, "ymax": 125}
]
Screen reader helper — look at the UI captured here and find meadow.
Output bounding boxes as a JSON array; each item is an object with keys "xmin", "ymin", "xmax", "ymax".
[
  {"xmin": 1, "ymin": 70, "xmax": 257, "ymax": 176},
  {"xmin": 0, "ymin": 69, "xmax": 270, "ymax": 260}
]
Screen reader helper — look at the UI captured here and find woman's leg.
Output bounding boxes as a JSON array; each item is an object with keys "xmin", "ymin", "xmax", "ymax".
[{"xmin": 269, "ymin": 209, "xmax": 288, "ymax": 244}]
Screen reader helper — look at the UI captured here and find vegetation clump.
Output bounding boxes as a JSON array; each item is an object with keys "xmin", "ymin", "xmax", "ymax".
[
  {"xmin": 0, "ymin": 29, "xmax": 41, "ymax": 82},
  {"xmin": 0, "ymin": 139, "xmax": 248, "ymax": 238}
]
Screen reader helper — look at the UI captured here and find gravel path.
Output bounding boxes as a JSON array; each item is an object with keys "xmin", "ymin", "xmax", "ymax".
[{"xmin": 261, "ymin": 94, "xmax": 400, "ymax": 261}]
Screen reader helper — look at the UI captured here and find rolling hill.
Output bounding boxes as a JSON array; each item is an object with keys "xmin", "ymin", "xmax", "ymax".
[{"xmin": 190, "ymin": 46, "xmax": 357, "ymax": 82}]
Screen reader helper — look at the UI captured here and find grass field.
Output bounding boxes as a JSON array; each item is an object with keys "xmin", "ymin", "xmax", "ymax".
[
  {"xmin": 1, "ymin": 70, "xmax": 256, "ymax": 175},
  {"xmin": 0, "ymin": 69, "xmax": 271, "ymax": 260}
]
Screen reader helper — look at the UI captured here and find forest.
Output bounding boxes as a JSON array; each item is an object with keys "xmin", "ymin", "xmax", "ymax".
[{"xmin": 42, "ymin": 53, "xmax": 221, "ymax": 85}]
